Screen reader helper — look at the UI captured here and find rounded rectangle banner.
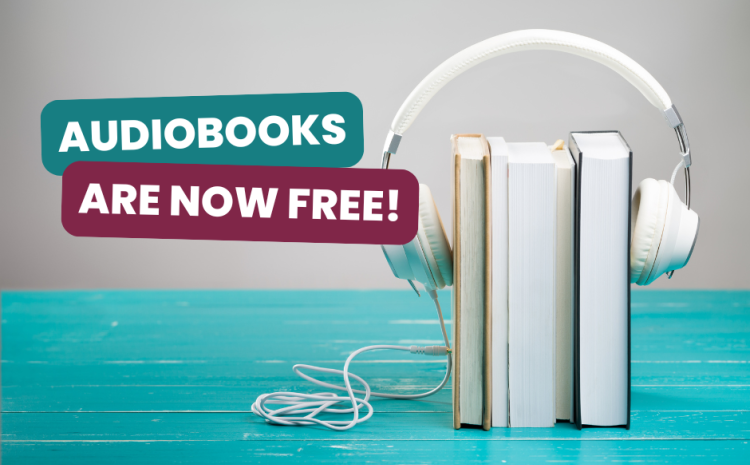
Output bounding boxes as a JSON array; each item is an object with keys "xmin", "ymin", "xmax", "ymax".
[
  {"xmin": 61, "ymin": 162, "xmax": 419, "ymax": 245},
  {"xmin": 42, "ymin": 92, "xmax": 364, "ymax": 175}
]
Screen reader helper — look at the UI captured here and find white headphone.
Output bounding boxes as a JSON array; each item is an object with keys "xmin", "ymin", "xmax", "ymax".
[
  {"xmin": 253, "ymin": 30, "xmax": 700, "ymax": 432},
  {"xmin": 381, "ymin": 29, "xmax": 699, "ymax": 291}
]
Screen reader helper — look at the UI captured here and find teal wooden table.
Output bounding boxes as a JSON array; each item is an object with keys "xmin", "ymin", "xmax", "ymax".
[{"xmin": 2, "ymin": 290, "xmax": 749, "ymax": 463}]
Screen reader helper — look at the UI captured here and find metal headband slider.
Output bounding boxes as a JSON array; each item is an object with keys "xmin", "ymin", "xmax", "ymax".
[
  {"xmin": 663, "ymin": 105, "xmax": 683, "ymax": 129},
  {"xmin": 381, "ymin": 131, "xmax": 403, "ymax": 169},
  {"xmin": 675, "ymin": 124, "xmax": 692, "ymax": 168},
  {"xmin": 664, "ymin": 105, "xmax": 692, "ymax": 168},
  {"xmin": 384, "ymin": 130, "xmax": 402, "ymax": 154}
]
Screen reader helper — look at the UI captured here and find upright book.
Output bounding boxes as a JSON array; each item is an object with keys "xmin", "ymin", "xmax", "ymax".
[
  {"xmin": 569, "ymin": 131, "xmax": 631, "ymax": 430},
  {"xmin": 507, "ymin": 142, "xmax": 557, "ymax": 427},
  {"xmin": 551, "ymin": 140, "xmax": 576, "ymax": 422},
  {"xmin": 451, "ymin": 134, "xmax": 492, "ymax": 431},
  {"xmin": 487, "ymin": 137, "xmax": 510, "ymax": 427}
]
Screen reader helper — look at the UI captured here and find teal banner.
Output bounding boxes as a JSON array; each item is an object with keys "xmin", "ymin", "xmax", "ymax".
[{"xmin": 41, "ymin": 92, "xmax": 364, "ymax": 175}]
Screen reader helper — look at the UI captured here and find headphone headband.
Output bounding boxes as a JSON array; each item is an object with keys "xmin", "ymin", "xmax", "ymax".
[{"xmin": 382, "ymin": 30, "xmax": 692, "ymax": 180}]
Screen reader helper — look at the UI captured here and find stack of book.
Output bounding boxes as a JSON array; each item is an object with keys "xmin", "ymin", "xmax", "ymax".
[{"xmin": 451, "ymin": 132, "xmax": 631, "ymax": 430}]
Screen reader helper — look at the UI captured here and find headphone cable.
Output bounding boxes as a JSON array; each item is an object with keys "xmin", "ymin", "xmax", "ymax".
[{"xmin": 251, "ymin": 291, "xmax": 451, "ymax": 431}]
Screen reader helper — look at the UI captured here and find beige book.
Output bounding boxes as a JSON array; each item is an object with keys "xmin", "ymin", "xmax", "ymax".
[{"xmin": 451, "ymin": 134, "xmax": 492, "ymax": 431}]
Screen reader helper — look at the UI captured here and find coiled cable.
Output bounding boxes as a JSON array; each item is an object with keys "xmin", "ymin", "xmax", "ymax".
[{"xmin": 251, "ymin": 291, "xmax": 451, "ymax": 431}]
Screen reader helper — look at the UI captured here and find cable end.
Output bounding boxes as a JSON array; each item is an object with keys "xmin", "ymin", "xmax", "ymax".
[{"xmin": 410, "ymin": 345, "xmax": 449, "ymax": 356}]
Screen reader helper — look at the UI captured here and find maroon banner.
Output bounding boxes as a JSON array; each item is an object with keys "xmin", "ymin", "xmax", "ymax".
[{"xmin": 61, "ymin": 162, "xmax": 419, "ymax": 245}]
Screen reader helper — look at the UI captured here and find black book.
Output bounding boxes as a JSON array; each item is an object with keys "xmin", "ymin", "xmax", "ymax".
[{"xmin": 569, "ymin": 131, "xmax": 632, "ymax": 430}]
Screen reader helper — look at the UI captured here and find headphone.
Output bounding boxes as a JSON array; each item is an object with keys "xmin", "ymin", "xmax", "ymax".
[
  {"xmin": 381, "ymin": 29, "xmax": 699, "ymax": 291},
  {"xmin": 253, "ymin": 30, "xmax": 700, "ymax": 432}
]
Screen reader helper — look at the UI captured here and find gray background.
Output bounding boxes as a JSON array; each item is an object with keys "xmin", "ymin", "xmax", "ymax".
[{"xmin": 1, "ymin": 0, "xmax": 748, "ymax": 290}]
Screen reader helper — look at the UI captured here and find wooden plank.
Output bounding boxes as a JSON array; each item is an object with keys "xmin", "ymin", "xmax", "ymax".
[
  {"xmin": 3, "ymin": 290, "xmax": 749, "ymax": 364},
  {"xmin": 4, "ymin": 439, "xmax": 750, "ymax": 465},
  {"xmin": 1, "ymin": 290, "xmax": 457, "ymax": 362},
  {"xmin": 4, "ymin": 385, "xmax": 750, "ymax": 414},
  {"xmin": 4, "ymin": 359, "xmax": 748, "ymax": 389},
  {"xmin": 4, "ymin": 411, "xmax": 750, "ymax": 441}
]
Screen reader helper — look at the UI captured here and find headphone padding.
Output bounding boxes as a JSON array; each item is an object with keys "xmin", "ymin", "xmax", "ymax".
[
  {"xmin": 418, "ymin": 184, "xmax": 454, "ymax": 287},
  {"xmin": 630, "ymin": 179, "xmax": 673, "ymax": 286},
  {"xmin": 630, "ymin": 179, "xmax": 660, "ymax": 282},
  {"xmin": 639, "ymin": 180, "xmax": 672, "ymax": 284}
]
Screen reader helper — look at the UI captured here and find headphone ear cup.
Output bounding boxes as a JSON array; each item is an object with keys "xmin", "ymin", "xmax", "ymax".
[
  {"xmin": 630, "ymin": 178, "xmax": 668, "ymax": 284},
  {"xmin": 643, "ymin": 182, "xmax": 700, "ymax": 283},
  {"xmin": 417, "ymin": 184, "xmax": 454, "ymax": 287}
]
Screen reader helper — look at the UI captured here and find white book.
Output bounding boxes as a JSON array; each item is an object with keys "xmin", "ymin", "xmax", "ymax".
[
  {"xmin": 569, "ymin": 132, "xmax": 631, "ymax": 429},
  {"xmin": 487, "ymin": 137, "xmax": 509, "ymax": 428},
  {"xmin": 507, "ymin": 142, "xmax": 557, "ymax": 427},
  {"xmin": 551, "ymin": 144, "xmax": 576, "ymax": 422}
]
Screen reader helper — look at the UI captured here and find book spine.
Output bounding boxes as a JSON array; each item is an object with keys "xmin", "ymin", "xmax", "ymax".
[
  {"xmin": 453, "ymin": 153, "xmax": 462, "ymax": 430},
  {"xmin": 569, "ymin": 135, "xmax": 583, "ymax": 431},
  {"xmin": 624, "ymin": 132, "xmax": 632, "ymax": 431},
  {"xmin": 483, "ymin": 154, "xmax": 492, "ymax": 431}
]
